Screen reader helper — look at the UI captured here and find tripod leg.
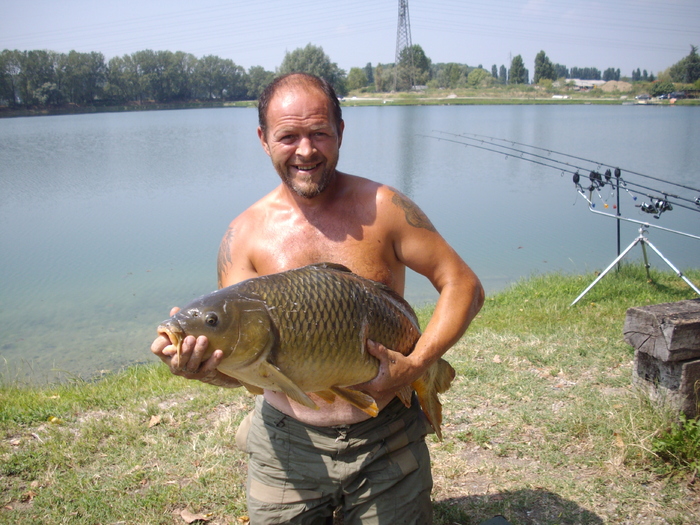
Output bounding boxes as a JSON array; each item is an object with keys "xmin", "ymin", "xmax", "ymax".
[
  {"xmin": 570, "ymin": 236, "xmax": 642, "ymax": 306},
  {"xmin": 642, "ymin": 239, "xmax": 700, "ymax": 296},
  {"xmin": 640, "ymin": 240, "xmax": 652, "ymax": 283}
]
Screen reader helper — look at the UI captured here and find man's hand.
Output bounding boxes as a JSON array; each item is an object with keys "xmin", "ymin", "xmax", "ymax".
[
  {"xmin": 150, "ymin": 307, "xmax": 239, "ymax": 388},
  {"xmin": 358, "ymin": 340, "xmax": 424, "ymax": 397},
  {"xmin": 151, "ymin": 333, "xmax": 224, "ymax": 381}
]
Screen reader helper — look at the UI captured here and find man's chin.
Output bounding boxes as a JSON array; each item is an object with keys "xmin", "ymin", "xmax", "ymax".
[
  {"xmin": 283, "ymin": 170, "xmax": 336, "ymax": 198},
  {"xmin": 288, "ymin": 182, "xmax": 325, "ymax": 199}
]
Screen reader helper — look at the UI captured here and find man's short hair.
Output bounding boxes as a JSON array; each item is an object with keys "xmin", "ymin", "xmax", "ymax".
[{"xmin": 258, "ymin": 73, "xmax": 343, "ymax": 136}]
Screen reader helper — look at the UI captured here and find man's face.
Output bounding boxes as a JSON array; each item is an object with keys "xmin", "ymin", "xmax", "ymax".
[{"xmin": 258, "ymin": 86, "xmax": 344, "ymax": 199}]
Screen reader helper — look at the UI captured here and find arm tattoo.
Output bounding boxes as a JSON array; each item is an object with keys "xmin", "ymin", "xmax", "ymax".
[
  {"xmin": 391, "ymin": 192, "xmax": 437, "ymax": 233},
  {"xmin": 217, "ymin": 227, "xmax": 235, "ymax": 289}
]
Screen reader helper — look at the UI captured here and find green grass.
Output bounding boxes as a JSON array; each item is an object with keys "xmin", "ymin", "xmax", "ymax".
[{"xmin": 2, "ymin": 263, "xmax": 700, "ymax": 524}]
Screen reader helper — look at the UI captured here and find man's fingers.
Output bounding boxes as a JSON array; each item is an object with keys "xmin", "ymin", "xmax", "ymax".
[
  {"xmin": 366, "ymin": 339, "xmax": 388, "ymax": 358},
  {"xmin": 188, "ymin": 336, "xmax": 210, "ymax": 371}
]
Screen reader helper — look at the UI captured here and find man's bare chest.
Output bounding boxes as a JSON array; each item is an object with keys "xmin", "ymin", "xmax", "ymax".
[{"xmin": 251, "ymin": 219, "xmax": 399, "ymax": 289}]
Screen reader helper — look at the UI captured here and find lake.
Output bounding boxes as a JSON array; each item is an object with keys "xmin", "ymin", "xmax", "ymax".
[{"xmin": 1, "ymin": 104, "xmax": 699, "ymax": 383}]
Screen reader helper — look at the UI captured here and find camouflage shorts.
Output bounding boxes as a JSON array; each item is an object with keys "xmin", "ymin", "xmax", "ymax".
[{"xmin": 244, "ymin": 395, "xmax": 434, "ymax": 525}]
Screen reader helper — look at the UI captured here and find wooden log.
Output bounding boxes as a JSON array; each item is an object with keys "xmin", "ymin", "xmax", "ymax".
[
  {"xmin": 623, "ymin": 299, "xmax": 700, "ymax": 362},
  {"xmin": 633, "ymin": 350, "xmax": 700, "ymax": 417}
]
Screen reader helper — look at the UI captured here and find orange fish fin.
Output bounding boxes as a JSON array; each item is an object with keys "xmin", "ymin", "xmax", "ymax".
[
  {"xmin": 258, "ymin": 362, "xmax": 318, "ymax": 410},
  {"xmin": 313, "ymin": 390, "xmax": 337, "ymax": 404},
  {"xmin": 412, "ymin": 358, "xmax": 456, "ymax": 441},
  {"xmin": 238, "ymin": 380, "xmax": 264, "ymax": 395},
  {"xmin": 330, "ymin": 386, "xmax": 379, "ymax": 417},
  {"xmin": 396, "ymin": 385, "xmax": 413, "ymax": 408}
]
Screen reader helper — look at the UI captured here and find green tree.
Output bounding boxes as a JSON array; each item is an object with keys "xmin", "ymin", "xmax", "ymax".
[
  {"xmin": 194, "ymin": 55, "xmax": 245, "ymax": 100},
  {"xmin": 346, "ymin": 67, "xmax": 368, "ymax": 91},
  {"xmin": 467, "ymin": 67, "xmax": 492, "ymax": 88},
  {"xmin": 61, "ymin": 51, "xmax": 105, "ymax": 104},
  {"xmin": 669, "ymin": 45, "xmax": 700, "ymax": 83},
  {"xmin": 33, "ymin": 82, "xmax": 63, "ymax": 105},
  {"xmin": 603, "ymin": 67, "xmax": 620, "ymax": 81},
  {"xmin": 499, "ymin": 64, "xmax": 507, "ymax": 84},
  {"xmin": 279, "ymin": 44, "xmax": 347, "ymax": 95},
  {"xmin": 246, "ymin": 66, "xmax": 274, "ymax": 100},
  {"xmin": 0, "ymin": 49, "xmax": 22, "ymax": 105},
  {"xmin": 16, "ymin": 50, "xmax": 58, "ymax": 105},
  {"xmin": 363, "ymin": 62, "xmax": 374, "ymax": 85},
  {"xmin": 374, "ymin": 63, "xmax": 390, "ymax": 92},
  {"xmin": 509, "ymin": 55, "xmax": 527, "ymax": 84},
  {"xmin": 553, "ymin": 63, "xmax": 568, "ymax": 79},
  {"xmin": 168, "ymin": 51, "xmax": 198, "ymax": 101},
  {"xmin": 431, "ymin": 63, "xmax": 467, "ymax": 89},
  {"xmin": 533, "ymin": 51, "xmax": 555, "ymax": 84},
  {"xmin": 131, "ymin": 49, "xmax": 163, "ymax": 101},
  {"xmin": 104, "ymin": 54, "xmax": 140, "ymax": 103},
  {"xmin": 399, "ymin": 44, "xmax": 430, "ymax": 90},
  {"xmin": 570, "ymin": 67, "xmax": 601, "ymax": 80},
  {"xmin": 650, "ymin": 80, "xmax": 674, "ymax": 97}
]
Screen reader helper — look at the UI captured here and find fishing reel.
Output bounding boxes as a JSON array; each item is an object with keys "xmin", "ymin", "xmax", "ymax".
[{"xmin": 638, "ymin": 197, "xmax": 673, "ymax": 219}]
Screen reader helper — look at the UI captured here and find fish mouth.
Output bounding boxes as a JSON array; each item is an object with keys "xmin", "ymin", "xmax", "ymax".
[{"xmin": 157, "ymin": 324, "xmax": 185, "ymax": 358}]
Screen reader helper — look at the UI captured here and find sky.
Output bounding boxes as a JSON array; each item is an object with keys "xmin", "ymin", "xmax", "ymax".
[{"xmin": 2, "ymin": 0, "xmax": 699, "ymax": 78}]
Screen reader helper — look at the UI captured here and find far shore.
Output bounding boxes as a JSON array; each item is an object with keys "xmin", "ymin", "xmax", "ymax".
[{"xmin": 2, "ymin": 91, "xmax": 698, "ymax": 118}]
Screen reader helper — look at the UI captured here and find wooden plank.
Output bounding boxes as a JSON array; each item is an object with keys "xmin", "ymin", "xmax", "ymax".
[
  {"xmin": 623, "ymin": 299, "xmax": 700, "ymax": 362},
  {"xmin": 634, "ymin": 350, "xmax": 700, "ymax": 417}
]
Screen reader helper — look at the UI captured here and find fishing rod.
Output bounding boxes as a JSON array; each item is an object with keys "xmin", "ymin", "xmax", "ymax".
[
  {"xmin": 451, "ymin": 131, "xmax": 700, "ymax": 195},
  {"xmin": 425, "ymin": 130, "xmax": 700, "ymax": 303},
  {"xmin": 424, "ymin": 131, "xmax": 700, "ymax": 214}
]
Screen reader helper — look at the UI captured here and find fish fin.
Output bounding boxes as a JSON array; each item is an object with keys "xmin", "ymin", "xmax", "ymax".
[
  {"xmin": 258, "ymin": 362, "xmax": 319, "ymax": 410},
  {"xmin": 412, "ymin": 358, "xmax": 456, "ymax": 441},
  {"xmin": 330, "ymin": 386, "xmax": 379, "ymax": 417},
  {"xmin": 396, "ymin": 385, "xmax": 413, "ymax": 408},
  {"xmin": 313, "ymin": 390, "xmax": 337, "ymax": 404},
  {"xmin": 238, "ymin": 380, "xmax": 264, "ymax": 395},
  {"xmin": 310, "ymin": 262, "xmax": 353, "ymax": 273}
]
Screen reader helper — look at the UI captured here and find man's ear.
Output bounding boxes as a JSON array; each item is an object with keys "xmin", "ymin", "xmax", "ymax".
[
  {"xmin": 257, "ymin": 126, "xmax": 271, "ymax": 156},
  {"xmin": 337, "ymin": 120, "xmax": 345, "ymax": 148}
]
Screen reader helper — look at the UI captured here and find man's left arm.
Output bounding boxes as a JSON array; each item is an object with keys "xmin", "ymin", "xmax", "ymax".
[{"xmin": 364, "ymin": 189, "xmax": 485, "ymax": 395}]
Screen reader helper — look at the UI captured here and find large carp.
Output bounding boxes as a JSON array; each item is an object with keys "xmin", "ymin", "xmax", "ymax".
[{"xmin": 157, "ymin": 262, "xmax": 455, "ymax": 439}]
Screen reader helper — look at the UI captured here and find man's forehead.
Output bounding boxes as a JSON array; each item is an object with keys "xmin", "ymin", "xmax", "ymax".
[
  {"xmin": 270, "ymin": 85, "xmax": 328, "ymax": 108},
  {"xmin": 267, "ymin": 88, "xmax": 334, "ymax": 125}
]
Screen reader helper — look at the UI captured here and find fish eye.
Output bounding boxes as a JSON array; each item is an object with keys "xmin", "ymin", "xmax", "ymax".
[{"xmin": 205, "ymin": 313, "xmax": 218, "ymax": 327}]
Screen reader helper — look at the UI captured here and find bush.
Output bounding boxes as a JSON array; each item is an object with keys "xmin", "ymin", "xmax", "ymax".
[
  {"xmin": 650, "ymin": 80, "xmax": 674, "ymax": 97},
  {"xmin": 652, "ymin": 414, "xmax": 700, "ymax": 476}
]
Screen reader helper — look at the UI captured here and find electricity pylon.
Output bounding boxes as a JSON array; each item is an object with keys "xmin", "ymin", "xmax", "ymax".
[{"xmin": 394, "ymin": 0, "xmax": 415, "ymax": 91}]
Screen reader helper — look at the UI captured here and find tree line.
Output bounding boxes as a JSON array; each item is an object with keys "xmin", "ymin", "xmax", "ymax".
[
  {"xmin": 2, "ymin": 44, "xmax": 698, "ymax": 109},
  {"xmin": 0, "ymin": 49, "xmax": 273, "ymax": 107}
]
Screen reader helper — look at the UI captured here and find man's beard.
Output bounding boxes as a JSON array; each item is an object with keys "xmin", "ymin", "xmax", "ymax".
[{"xmin": 282, "ymin": 165, "xmax": 337, "ymax": 199}]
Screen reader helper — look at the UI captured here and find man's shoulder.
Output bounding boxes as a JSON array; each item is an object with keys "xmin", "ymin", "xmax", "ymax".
[
  {"xmin": 340, "ymin": 173, "xmax": 396, "ymax": 201},
  {"xmin": 230, "ymin": 187, "xmax": 281, "ymax": 226}
]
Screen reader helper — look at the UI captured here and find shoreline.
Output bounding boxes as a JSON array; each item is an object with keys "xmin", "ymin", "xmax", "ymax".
[{"xmin": 2, "ymin": 95, "xmax": 697, "ymax": 118}]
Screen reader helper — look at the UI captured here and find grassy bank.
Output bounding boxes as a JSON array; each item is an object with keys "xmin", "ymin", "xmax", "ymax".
[{"xmin": 2, "ymin": 264, "xmax": 700, "ymax": 524}]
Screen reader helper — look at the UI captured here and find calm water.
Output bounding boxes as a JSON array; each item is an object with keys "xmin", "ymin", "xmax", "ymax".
[{"xmin": 1, "ymin": 105, "xmax": 699, "ymax": 383}]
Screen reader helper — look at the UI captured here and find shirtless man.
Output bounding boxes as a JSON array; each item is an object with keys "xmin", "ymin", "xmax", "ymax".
[{"xmin": 151, "ymin": 73, "xmax": 484, "ymax": 524}]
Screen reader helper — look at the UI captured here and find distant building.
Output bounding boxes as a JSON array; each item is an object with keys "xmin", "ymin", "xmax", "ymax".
[{"xmin": 567, "ymin": 79, "xmax": 606, "ymax": 90}]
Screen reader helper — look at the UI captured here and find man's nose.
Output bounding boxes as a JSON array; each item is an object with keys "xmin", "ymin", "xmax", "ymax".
[{"xmin": 296, "ymin": 136, "xmax": 314, "ymax": 157}]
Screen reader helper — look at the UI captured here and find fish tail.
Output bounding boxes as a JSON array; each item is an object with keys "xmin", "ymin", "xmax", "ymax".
[{"xmin": 412, "ymin": 358, "xmax": 455, "ymax": 441}]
